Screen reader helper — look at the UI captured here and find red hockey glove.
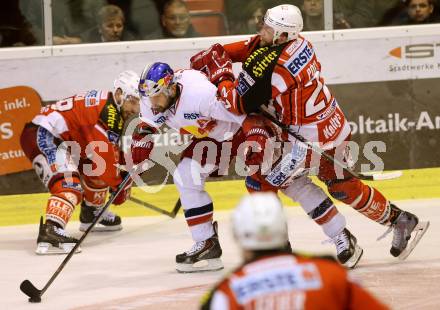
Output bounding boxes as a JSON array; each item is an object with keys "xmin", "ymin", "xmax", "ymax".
[
  {"xmin": 190, "ymin": 43, "xmax": 234, "ymax": 85},
  {"xmin": 242, "ymin": 115, "xmax": 275, "ymax": 167},
  {"xmin": 111, "ymin": 173, "xmax": 133, "ymax": 205},
  {"xmin": 244, "ymin": 128, "xmax": 271, "ymax": 167},
  {"xmin": 130, "ymin": 122, "xmax": 155, "ymax": 165}
]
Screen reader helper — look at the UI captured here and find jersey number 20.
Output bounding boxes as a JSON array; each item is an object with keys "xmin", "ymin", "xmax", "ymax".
[{"xmin": 304, "ymin": 71, "xmax": 331, "ymax": 117}]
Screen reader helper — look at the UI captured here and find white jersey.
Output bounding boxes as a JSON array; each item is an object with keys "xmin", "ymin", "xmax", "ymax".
[{"xmin": 140, "ymin": 69, "xmax": 245, "ymax": 141}]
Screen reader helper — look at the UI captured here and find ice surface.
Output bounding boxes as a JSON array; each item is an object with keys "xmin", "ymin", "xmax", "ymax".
[{"xmin": 1, "ymin": 199, "xmax": 438, "ymax": 309}]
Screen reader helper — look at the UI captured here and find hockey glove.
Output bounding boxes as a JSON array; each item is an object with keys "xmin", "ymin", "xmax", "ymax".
[
  {"xmin": 130, "ymin": 122, "xmax": 155, "ymax": 165},
  {"xmin": 190, "ymin": 43, "xmax": 234, "ymax": 85},
  {"xmin": 111, "ymin": 172, "xmax": 133, "ymax": 205},
  {"xmin": 242, "ymin": 116, "xmax": 272, "ymax": 168}
]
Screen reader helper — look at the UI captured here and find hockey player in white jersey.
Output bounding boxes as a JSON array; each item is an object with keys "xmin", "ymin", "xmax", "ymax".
[{"xmin": 130, "ymin": 62, "xmax": 247, "ymax": 273}]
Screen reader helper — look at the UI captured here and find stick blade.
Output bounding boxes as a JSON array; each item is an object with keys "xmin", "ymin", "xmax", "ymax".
[
  {"xmin": 20, "ymin": 280, "xmax": 42, "ymax": 302},
  {"xmin": 372, "ymin": 170, "xmax": 403, "ymax": 181},
  {"xmin": 361, "ymin": 171, "xmax": 403, "ymax": 181}
]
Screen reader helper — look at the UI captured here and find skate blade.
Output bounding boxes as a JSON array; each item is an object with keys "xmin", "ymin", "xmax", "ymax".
[
  {"xmin": 79, "ymin": 223, "xmax": 122, "ymax": 232},
  {"xmin": 35, "ymin": 242, "xmax": 81, "ymax": 255},
  {"xmin": 398, "ymin": 221, "xmax": 430, "ymax": 261},
  {"xmin": 176, "ymin": 258, "xmax": 224, "ymax": 273},
  {"xmin": 343, "ymin": 244, "xmax": 364, "ymax": 269}
]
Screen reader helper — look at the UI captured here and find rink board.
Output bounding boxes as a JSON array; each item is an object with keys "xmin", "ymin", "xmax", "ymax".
[{"xmin": 0, "ymin": 167, "xmax": 439, "ymax": 227}]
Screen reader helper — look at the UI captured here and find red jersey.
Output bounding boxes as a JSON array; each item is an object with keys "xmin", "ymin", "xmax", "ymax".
[
  {"xmin": 201, "ymin": 253, "xmax": 388, "ymax": 310},
  {"xmin": 222, "ymin": 35, "xmax": 351, "ymax": 149},
  {"xmin": 32, "ymin": 90, "xmax": 123, "ymax": 187}
]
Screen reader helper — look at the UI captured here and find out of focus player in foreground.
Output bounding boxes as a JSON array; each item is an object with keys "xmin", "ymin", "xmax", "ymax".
[
  {"xmin": 201, "ymin": 192, "xmax": 389, "ymax": 310},
  {"xmin": 191, "ymin": 4, "xmax": 429, "ymax": 266},
  {"xmin": 20, "ymin": 71, "xmax": 140, "ymax": 254}
]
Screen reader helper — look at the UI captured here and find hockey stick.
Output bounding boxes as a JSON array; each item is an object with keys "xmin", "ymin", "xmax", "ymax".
[
  {"xmin": 19, "ymin": 174, "xmax": 132, "ymax": 303},
  {"xmin": 259, "ymin": 109, "xmax": 402, "ymax": 181},
  {"xmin": 129, "ymin": 196, "xmax": 181, "ymax": 218},
  {"xmin": 116, "ymin": 164, "xmax": 182, "ymax": 218}
]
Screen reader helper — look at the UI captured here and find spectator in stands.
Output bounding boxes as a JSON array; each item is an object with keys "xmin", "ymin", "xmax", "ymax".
[
  {"xmin": 301, "ymin": 0, "xmax": 324, "ymax": 31},
  {"xmin": 333, "ymin": 0, "xmax": 376, "ymax": 28},
  {"xmin": 80, "ymin": 5, "xmax": 136, "ymax": 43},
  {"xmin": 129, "ymin": 0, "xmax": 161, "ymax": 38},
  {"xmin": 52, "ymin": 0, "xmax": 106, "ymax": 45},
  {"xmin": 381, "ymin": 0, "xmax": 440, "ymax": 25},
  {"xmin": 107, "ymin": 0, "xmax": 161, "ymax": 39},
  {"xmin": 1, "ymin": 0, "xmax": 38, "ymax": 47},
  {"xmin": 374, "ymin": 0, "xmax": 403, "ymax": 26},
  {"xmin": 229, "ymin": 0, "xmax": 266, "ymax": 34},
  {"xmin": 246, "ymin": 1, "xmax": 266, "ymax": 33},
  {"xmin": 404, "ymin": 0, "xmax": 440, "ymax": 24},
  {"xmin": 300, "ymin": 0, "xmax": 374, "ymax": 31},
  {"xmin": 145, "ymin": 0, "xmax": 199, "ymax": 39}
]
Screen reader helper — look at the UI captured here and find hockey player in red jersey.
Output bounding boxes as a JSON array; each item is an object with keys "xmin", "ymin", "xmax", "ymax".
[
  {"xmin": 20, "ymin": 71, "xmax": 140, "ymax": 254},
  {"xmin": 201, "ymin": 192, "xmax": 389, "ymax": 310},
  {"xmin": 191, "ymin": 4, "xmax": 429, "ymax": 266}
]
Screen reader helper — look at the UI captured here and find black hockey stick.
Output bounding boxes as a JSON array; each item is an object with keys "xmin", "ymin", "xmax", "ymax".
[
  {"xmin": 129, "ymin": 196, "xmax": 181, "ymax": 218},
  {"xmin": 260, "ymin": 109, "xmax": 402, "ymax": 181},
  {"xmin": 19, "ymin": 174, "xmax": 132, "ymax": 303}
]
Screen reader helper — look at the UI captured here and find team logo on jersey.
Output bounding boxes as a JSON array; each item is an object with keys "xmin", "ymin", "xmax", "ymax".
[
  {"xmin": 265, "ymin": 142, "xmax": 308, "ymax": 187},
  {"xmin": 317, "ymin": 99, "xmax": 336, "ymax": 120},
  {"xmin": 84, "ymin": 90, "xmax": 101, "ymax": 107},
  {"xmin": 61, "ymin": 181, "xmax": 82, "ymax": 192},
  {"xmin": 36, "ymin": 126, "xmax": 57, "ymax": 164},
  {"xmin": 180, "ymin": 119, "xmax": 217, "ymax": 138},
  {"xmin": 154, "ymin": 115, "xmax": 167, "ymax": 124},
  {"xmin": 100, "ymin": 102, "xmax": 123, "ymax": 133},
  {"xmin": 107, "ymin": 130, "xmax": 120, "ymax": 144},
  {"xmin": 285, "ymin": 37, "xmax": 304, "ymax": 56},
  {"xmin": 285, "ymin": 43, "xmax": 314, "ymax": 76},
  {"xmin": 231, "ymin": 264, "xmax": 322, "ymax": 304},
  {"xmin": 183, "ymin": 112, "xmax": 201, "ymax": 120},
  {"xmin": 236, "ymin": 71, "xmax": 255, "ymax": 96}
]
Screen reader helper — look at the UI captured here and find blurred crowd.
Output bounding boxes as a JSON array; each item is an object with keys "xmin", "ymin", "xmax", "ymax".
[{"xmin": 1, "ymin": 0, "xmax": 440, "ymax": 47}]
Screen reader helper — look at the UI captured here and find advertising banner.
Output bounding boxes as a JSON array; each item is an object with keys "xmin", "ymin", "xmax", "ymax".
[
  {"xmin": 0, "ymin": 25, "xmax": 439, "ymax": 193},
  {"xmin": 333, "ymin": 77, "xmax": 440, "ymax": 170},
  {"xmin": 0, "ymin": 86, "xmax": 41, "ymax": 175}
]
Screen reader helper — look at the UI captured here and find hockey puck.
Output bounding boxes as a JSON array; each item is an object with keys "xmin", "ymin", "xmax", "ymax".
[{"xmin": 29, "ymin": 296, "xmax": 41, "ymax": 303}]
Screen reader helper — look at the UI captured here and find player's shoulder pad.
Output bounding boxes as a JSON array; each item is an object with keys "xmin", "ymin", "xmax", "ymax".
[{"xmin": 99, "ymin": 94, "xmax": 124, "ymax": 134}]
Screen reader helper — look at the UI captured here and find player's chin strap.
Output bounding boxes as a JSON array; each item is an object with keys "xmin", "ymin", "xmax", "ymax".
[{"xmin": 258, "ymin": 107, "xmax": 402, "ymax": 181}]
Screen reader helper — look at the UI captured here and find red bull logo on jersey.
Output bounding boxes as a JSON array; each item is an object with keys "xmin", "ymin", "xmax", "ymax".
[{"xmin": 285, "ymin": 44, "xmax": 314, "ymax": 76}]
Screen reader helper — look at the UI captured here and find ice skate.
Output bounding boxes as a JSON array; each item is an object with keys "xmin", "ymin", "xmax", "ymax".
[
  {"xmin": 36, "ymin": 217, "xmax": 81, "ymax": 255},
  {"xmin": 79, "ymin": 202, "xmax": 122, "ymax": 232},
  {"xmin": 331, "ymin": 228, "xmax": 363, "ymax": 269},
  {"xmin": 176, "ymin": 221, "xmax": 224, "ymax": 273},
  {"xmin": 388, "ymin": 211, "xmax": 429, "ymax": 260}
]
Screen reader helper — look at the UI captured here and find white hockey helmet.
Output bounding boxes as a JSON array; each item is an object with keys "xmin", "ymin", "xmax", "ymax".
[
  {"xmin": 113, "ymin": 70, "xmax": 140, "ymax": 110},
  {"xmin": 264, "ymin": 4, "xmax": 303, "ymax": 44},
  {"xmin": 232, "ymin": 192, "xmax": 288, "ymax": 250}
]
